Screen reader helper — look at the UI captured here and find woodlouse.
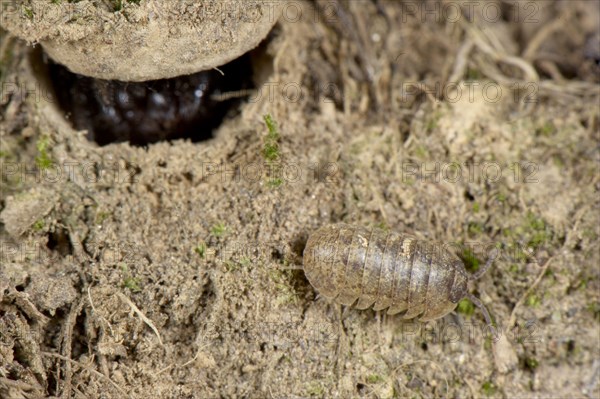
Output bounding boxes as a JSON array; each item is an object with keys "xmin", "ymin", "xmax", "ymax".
[{"xmin": 303, "ymin": 223, "xmax": 496, "ymax": 326}]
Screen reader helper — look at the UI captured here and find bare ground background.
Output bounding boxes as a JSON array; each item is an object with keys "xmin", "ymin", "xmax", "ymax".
[{"xmin": 1, "ymin": 1, "xmax": 599, "ymax": 398}]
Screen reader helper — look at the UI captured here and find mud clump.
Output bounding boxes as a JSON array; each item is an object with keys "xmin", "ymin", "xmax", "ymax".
[{"xmin": 1, "ymin": 0, "xmax": 280, "ymax": 81}]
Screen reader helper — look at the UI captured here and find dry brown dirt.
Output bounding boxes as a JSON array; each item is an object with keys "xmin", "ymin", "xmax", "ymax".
[{"xmin": 1, "ymin": 1, "xmax": 599, "ymax": 398}]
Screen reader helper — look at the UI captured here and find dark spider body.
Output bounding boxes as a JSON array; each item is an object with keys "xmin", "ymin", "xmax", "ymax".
[{"xmin": 48, "ymin": 55, "xmax": 252, "ymax": 146}]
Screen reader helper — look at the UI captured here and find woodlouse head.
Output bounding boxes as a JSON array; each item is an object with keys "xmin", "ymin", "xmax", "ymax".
[{"xmin": 449, "ymin": 265, "xmax": 470, "ymax": 303}]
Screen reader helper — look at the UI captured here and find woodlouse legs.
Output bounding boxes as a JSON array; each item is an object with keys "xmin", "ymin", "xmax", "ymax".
[
  {"xmin": 466, "ymin": 248, "xmax": 499, "ymax": 338},
  {"xmin": 469, "ymin": 248, "xmax": 499, "ymax": 281},
  {"xmin": 334, "ymin": 303, "xmax": 349, "ymax": 386},
  {"xmin": 466, "ymin": 293, "xmax": 497, "ymax": 338}
]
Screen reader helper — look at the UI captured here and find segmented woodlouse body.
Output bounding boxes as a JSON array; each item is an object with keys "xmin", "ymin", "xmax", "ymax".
[{"xmin": 303, "ymin": 224, "xmax": 494, "ymax": 322}]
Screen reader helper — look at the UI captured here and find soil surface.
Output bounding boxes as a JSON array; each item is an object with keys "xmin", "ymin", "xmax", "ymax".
[{"xmin": 1, "ymin": 1, "xmax": 599, "ymax": 398}]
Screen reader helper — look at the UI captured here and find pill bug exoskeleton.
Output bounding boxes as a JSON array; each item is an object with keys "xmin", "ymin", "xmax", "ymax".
[{"xmin": 303, "ymin": 223, "xmax": 495, "ymax": 325}]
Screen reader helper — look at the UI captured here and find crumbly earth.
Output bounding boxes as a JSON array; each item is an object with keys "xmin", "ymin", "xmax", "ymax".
[{"xmin": 1, "ymin": 1, "xmax": 599, "ymax": 398}]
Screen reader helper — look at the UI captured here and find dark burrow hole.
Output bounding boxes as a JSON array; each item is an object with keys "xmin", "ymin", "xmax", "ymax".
[
  {"xmin": 271, "ymin": 248, "xmax": 284, "ymax": 261},
  {"xmin": 46, "ymin": 51, "xmax": 255, "ymax": 146},
  {"xmin": 46, "ymin": 227, "xmax": 73, "ymax": 256},
  {"xmin": 291, "ymin": 234, "xmax": 308, "ymax": 259}
]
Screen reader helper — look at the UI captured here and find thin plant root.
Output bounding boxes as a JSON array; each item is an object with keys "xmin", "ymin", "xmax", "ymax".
[
  {"xmin": 41, "ymin": 352, "xmax": 131, "ymax": 399},
  {"xmin": 116, "ymin": 292, "xmax": 164, "ymax": 347}
]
